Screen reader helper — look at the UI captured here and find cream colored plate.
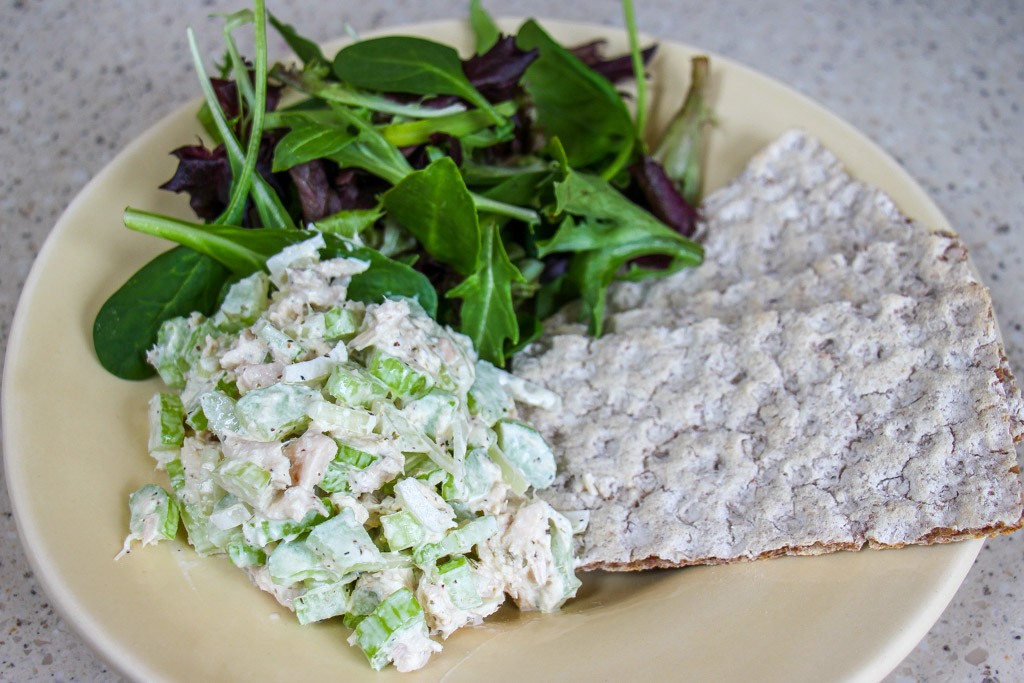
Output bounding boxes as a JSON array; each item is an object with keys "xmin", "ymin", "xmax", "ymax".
[{"xmin": 2, "ymin": 17, "xmax": 980, "ymax": 683}]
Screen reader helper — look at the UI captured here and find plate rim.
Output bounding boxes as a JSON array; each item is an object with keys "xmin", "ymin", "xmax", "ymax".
[{"xmin": 1, "ymin": 15, "xmax": 983, "ymax": 683}]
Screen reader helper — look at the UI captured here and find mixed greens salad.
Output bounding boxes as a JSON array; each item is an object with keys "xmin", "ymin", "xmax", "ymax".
[
  {"xmin": 104, "ymin": 0, "xmax": 713, "ymax": 672},
  {"xmin": 92, "ymin": 0, "xmax": 711, "ymax": 378}
]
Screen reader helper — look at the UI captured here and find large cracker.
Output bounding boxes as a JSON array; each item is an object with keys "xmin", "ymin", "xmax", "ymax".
[{"xmin": 514, "ymin": 130, "xmax": 1024, "ymax": 571}]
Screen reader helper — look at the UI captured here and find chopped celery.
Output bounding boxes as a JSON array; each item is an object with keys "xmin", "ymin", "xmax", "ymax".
[
  {"xmin": 209, "ymin": 494, "xmax": 252, "ymax": 530},
  {"xmin": 235, "ymin": 383, "xmax": 318, "ymax": 441},
  {"xmin": 256, "ymin": 321, "xmax": 303, "ymax": 363},
  {"xmin": 495, "ymin": 419, "xmax": 557, "ymax": 490},
  {"xmin": 198, "ymin": 390, "xmax": 243, "ymax": 439},
  {"xmin": 352, "ymin": 588, "xmax": 430, "ymax": 670},
  {"xmin": 466, "ymin": 360, "xmax": 515, "ymax": 426},
  {"xmin": 319, "ymin": 441, "xmax": 378, "ymax": 493},
  {"xmin": 242, "ymin": 510, "xmax": 326, "ymax": 547},
  {"xmin": 212, "ymin": 459, "xmax": 273, "ymax": 508},
  {"xmin": 366, "ymin": 348, "xmax": 432, "ymax": 399},
  {"xmin": 306, "ymin": 508, "xmax": 384, "ymax": 575},
  {"xmin": 295, "ymin": 581, "xmax": 351, "ymax": 625},
  {"xmin": 281, "ymin": 355, "xmax": 335, "ymax": 384},
  {"xmin": 268, "ymin": 537, "xmax": 340, "ymax": 586},
  {"xmin": 324, "ymin": 362, "xmax": 390, "ymax": 408},
  {"xmin": 380, "ymin": 510, "xmax": 426, "ymax": 551},
  {"xmin": 324, "ymin": 306, "xmax": 364, "ymax": 340},
  {"xmin": 307, "ymin": 399, "xmax": 377, "ymax": 434},
  {"xmin": 413, "ymin": 515, "xmax": 498, "ymax": 566},
  {"xmin": 437, "ymin": 555, "xmax": 482, "ymax": 610},
  {"xmin": 548, "ymin": 513, "xmax": 582, "ymax": 609},
  {"xmin": 401, "ymin": 389, "xmax": 458, "ymax": 442},
  {"xmin": 147, "ymin": 393, "xmax": 185, "ymax": 470},
  {"xmin": 212, "ymin": 271, "xmax": 270, "ymax": 331},
  {"xmin": 118, "ymin": 484, "xmax": 180, "ymax": 558},
  {"xmin": 395, "ymin": 478, "xmax": 455, "ymax": 534},
  {"xmin": 227, "ymin": 540, "xmax": 266, "ymax": 568}
]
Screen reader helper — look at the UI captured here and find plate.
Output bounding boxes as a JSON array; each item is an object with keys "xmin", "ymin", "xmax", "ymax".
[{"xmin": 2, "ymin": 17, "xmax": 981, "ymax": 683}]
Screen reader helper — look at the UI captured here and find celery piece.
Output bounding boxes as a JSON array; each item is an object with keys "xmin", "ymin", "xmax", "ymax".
[
  {"xmin": 148, "ymin": 316, "xmax": 192, "ymax": 388},
  {"xmin": 306, "ymin": 508, "xmax": 384, "ymax": 575},
  {"xmin": 485, "ymin": 443, "xmax": 530, "ymax": 496},
  {"xmin": 199, "ymin": 390, "xmax": 243, "ymax": 439},
  {"xmin": 185, "ymin": 403, "xmax": 209, "ymax": 432},
  {"xmin": 179, "ymin": 503, "xmax": 244, "ymax": 557},
  {"xmin": 548, "ymin": 512, "xmax": 582, "ymax": 607},
  {"xmin": 401, "ymin": 389, "xmax": 458, "ymax": 442},
  {"xmin": 209, "ymin": 494, "xmax": 252, "ymax": 530},
  {"xmin": 380, "ymin": 510, "xmax": 426, "ymax": 551},
  {"xmin": 148, "ymin": 392, "xmax": 185, "ymax": 460},
  {"xmin": 212, "ymin": 459, "xmax": 273, "ymax": 508},
  {"xmin": 242, "ymin": 509, "xmax": 326, "ymax": 547},
  {"xmin": 441, "ymin": 447, "xmax": 498, "ymax": 501},
  {"xmin": 268, "ymin": 537, "xmax": 340, "ymax": 586},
  {"xmin": 121, "ymin": 484, "xmax": 180, "ymax": 553},
  {"xmin": 319, "ymin": 441, "xmax": 377, "ymax": 493},
  {"xmin": 495, "ymin": 419, "xmax": 557, "ymax": 490},
  {"xmin": 324, "ymin": 362, "xmax": 390, "ymax": 408},
  {"xmin": 227, "ymin": 540, "xmax": 266, "ymax": 568},
  {"xmin": 255, "ymin": 321, "xmax": 303, "ymax": 364},
  {"xmin": 212, "ymin": 271, "xmax": 270, "ymax": 331},
  {"xmin": 404, "ymin": 452, "xmax": 444, "ymax": 486},
  {"xmin": 353, "ymin": 588, "xmax": 430, "ymax": 671},
  {"xmin": 235, "ymin": 383, "xmax": 318, "ymax": 441},
  {"xmin": 295, "ymin": 581, "xmax": 351, "ymax": 625},
  {"xmin": 466, "ymin": 360, "xmax": 515, "ymax": 426},
  {"xmin": 308, "ymin": 399, "xmax": 378, "ymax": 435},
  {"xmin": 324, "ymin": 306, "xmax": 364, "ymax": 340},
  {"xmin": 395, "ymin": 478, "xmax": 455, "ymax": 534},
  {"xmin": 366, "ymin": 348, "xmax": 432, "ymax": 399},
  {"xmin": 282, "ymin": 356, "xmax": 335, "ymax": 384},
  {"xmin": 438, "ymin": 555, "xmax": 482, "ymax": 610},
  {"xmin": 413, "ymin": 515, "xmax": 498, "ymax": 566}
]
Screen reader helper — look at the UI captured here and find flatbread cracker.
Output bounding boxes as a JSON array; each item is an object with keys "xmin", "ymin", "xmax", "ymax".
[{"xmin": 514, "ymin": 130, "xmax": 1024, "ymax": 571}]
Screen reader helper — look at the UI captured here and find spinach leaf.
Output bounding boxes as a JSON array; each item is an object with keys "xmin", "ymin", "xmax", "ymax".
[
  {"xmin": 448, "ymin": 218, "xmax": 522, "ymax": 366},
  {"xmin": 516, "ymin": 19, "xmax": 636, "ymax": 177},
  {"xmin": 339, "ymin": 245, "xmax": 438, "ymax": 318},
  {"xmin": 469, "ymin": 0, "xmax": 501, "ymax": 55},
  {"xmin": 93, "ymin": 247, "xmax": 230, "ymax": 380},
  {"xmin": 381, "ymin": 156, "xmax": 481, "ymax": 276},
  {"xmin": 123, "ymin": 208, "xmax": 437, "ymax": 316},
  {"xmin": 272, "ymin": 64, "xmax": 468, "ymax": 120},
  {"xmin": 271, "ymin": 117, "xmax": 358, "ymax": 172},
  {"xmin": 332, "ymin": 36, "xmax": 505, "ymax": 124}
]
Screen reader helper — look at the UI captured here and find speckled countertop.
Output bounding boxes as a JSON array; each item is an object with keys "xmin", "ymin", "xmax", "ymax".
[{"xmin": 2, "ymin": 1, "xmax": 1022, "ymax": 681}]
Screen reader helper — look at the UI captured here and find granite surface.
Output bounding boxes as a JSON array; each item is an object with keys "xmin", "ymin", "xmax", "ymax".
[{"xmin": 2, "ymin": 1, "xmax": 1022, "ymax": 681}]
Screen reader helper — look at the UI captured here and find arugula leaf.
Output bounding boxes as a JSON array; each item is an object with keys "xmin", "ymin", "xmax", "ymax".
[
  {"xmin": 381, "ymin": 156, "xmax": 481, "ymax": 276},
  {"xmin": 332, "ymin": 36, "xmax": 505, "ymax": 124},
  {"xmin": 268, "ymin": 12, "xmax": 328, "ymax": 66},
  {"xmin": 516, "ymin": 19, "xmax": 636, "ymax": 177},
  {"xmin": 469, "ymin": 0, "xmax": 501, "ymax": 55},
  {"xmin": 538, "ymin": 168, "xmax": 702, "ymax": 257},
  {"xmin": 568, "ymin": 234, "xmax": 701, "ymax": 336},
  {"xmin": 93, "ymin": 247, "xmax": 230, "ymax": 380},
  {"xmin": 448, "ymin": 218, "xmax": 523, "ymax": 366},
  {"xmin": 325, "ymin": 104, "xmax": 414, "ymax": 185},
  {"xmin": 314, "ymin": 206, "xmax": 384, "ymax": 239}
]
